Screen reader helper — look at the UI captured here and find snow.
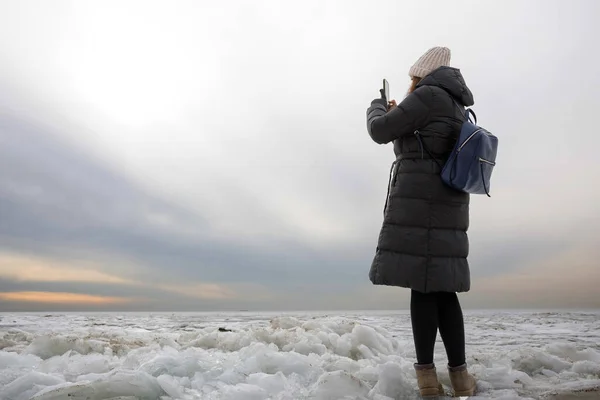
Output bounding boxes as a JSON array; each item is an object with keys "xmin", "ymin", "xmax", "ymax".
[{"xmin": 0, "ymin": 310, "xmax": 598, "ymax": 399}]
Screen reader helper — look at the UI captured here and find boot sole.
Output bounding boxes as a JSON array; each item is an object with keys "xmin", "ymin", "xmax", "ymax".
[{"xmin": 453, "ymin": 389, "xmax": 475, "ymax": 396}]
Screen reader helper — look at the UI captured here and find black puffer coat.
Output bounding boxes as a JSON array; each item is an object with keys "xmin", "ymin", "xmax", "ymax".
[{"xmin": 366, "ymin": 66, "xmax": 474, "ymax": 293}]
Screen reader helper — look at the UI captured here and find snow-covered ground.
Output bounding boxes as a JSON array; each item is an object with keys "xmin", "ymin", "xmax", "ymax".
[{"xmin": 0, "ymin": 310, "xmax": 599, "ymax": 399}]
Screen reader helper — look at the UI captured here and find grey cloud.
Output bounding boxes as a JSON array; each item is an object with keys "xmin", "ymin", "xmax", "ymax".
[
  {"xmin": 0, "ymin": 109, "xmax": 594, "ymax": 300},
  {"xmin": 0, "ymin": 114, "xmax": 207, "ymax": 234},
  {"xmin": 468, "ymin": 236, "xmax": 572, "ymax": 279},
  {"xmin": 0, "ymin": 112, "xmax": 373, "ymax": 289}
]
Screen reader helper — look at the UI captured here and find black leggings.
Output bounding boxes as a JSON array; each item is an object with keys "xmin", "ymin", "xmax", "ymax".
[{"xmin": 410, "ymin": 290, "xmax": 466, "ymax": 367}]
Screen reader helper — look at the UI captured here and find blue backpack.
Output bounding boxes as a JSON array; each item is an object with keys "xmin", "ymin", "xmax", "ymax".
[{"xmin": 415, "ymin": 103, "xmax": 498, "ymax": 196}]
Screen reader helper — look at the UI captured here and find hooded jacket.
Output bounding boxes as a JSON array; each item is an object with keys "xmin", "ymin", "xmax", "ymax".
[{"xmin": 366, "ymin": 66, "xmax": 474, "ymax": 293}]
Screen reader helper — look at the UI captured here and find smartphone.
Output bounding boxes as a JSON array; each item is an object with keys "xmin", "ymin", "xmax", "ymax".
[{"xmin": 382, "ymin": 79, "xmax": 389, "ymax": 101}]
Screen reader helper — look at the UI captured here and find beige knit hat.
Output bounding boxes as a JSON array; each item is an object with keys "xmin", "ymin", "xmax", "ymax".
[{"xmin": 409, "ymin": 47, "xmax": 451, "ymax": 78}]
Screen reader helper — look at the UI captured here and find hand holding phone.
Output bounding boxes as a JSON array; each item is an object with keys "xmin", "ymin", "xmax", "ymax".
[
  {"xmin": 381, "ymin": 79, "xmax": 397, "ymax": 110},
  {"xmin": 382, "ymin": 79, "xmax": 389, "ymax": 101}
]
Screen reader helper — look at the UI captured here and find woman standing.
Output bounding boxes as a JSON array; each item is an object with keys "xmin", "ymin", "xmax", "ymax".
[{"xmin": 366, "ymin": 47, "xmax": 477, "ymax": 397}]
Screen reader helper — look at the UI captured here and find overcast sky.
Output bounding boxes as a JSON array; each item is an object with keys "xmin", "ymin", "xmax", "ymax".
[{"xmin": 0, "ymin": 0, "xmax": 599, "ymax": 312}]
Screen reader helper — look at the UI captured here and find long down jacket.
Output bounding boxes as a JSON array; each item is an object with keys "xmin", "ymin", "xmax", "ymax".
[{"xmin": 366, "ymin": 66, "xmax": 474, "ymax": 293}]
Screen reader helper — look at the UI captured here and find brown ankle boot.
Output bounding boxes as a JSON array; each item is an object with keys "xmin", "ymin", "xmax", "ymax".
[
  {"xmin": 448, "ymin": 363, "xmax": 476, "ymax": 396},
  {"xmin": 414, "ymin": 363, "xmax": 444, "ymax": 397}
]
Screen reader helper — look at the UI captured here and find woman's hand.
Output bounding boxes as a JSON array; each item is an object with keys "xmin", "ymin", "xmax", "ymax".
[{"xmin": 387, "ymin": 99, "xmax": 397, "ymax": 111}]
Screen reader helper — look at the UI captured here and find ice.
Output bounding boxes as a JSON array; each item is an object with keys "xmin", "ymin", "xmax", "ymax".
[
  {"xmin": 24, "ymin": 335, "xmax": 107, "ymax": 359},
  {"xmin": 39, "ymin": 350, "xmax": 111, "ymax": 380},
  {"xmin": 156, "ymin": 374, "xmax": 186, "ymax": 398},
  {"xmin": 572, "ymin": 360, "xmax": 600, "ymax": 375},
  {"xmin": 0, "ymin": 311, "xmax": 598, "ymax": 399},
  {"xmin": 368, "ymin": 362, "xmax": 414, "ymax": 399},
  {"xmin": 311, "ymin": 370, "xmax": 370, "ymax": 399},
  {"xmin": 0, "ymin": 350, "xmax": 38, "ymax": 369},
  {"xmin": 87, "ymin": 370, "xmax": 166, "ymax": 398},
  {"xmin": 513, "ymin": 348, "xmax": 573, "ymax": 374},
  {"xmin": 29, "ymin": 382, "xmax": 92, "ymax": 400},
  {"xmin": 246, "ymin": 371, "xmax": 287, "ymax": 393},
  {"xmin": 139, "ymin": 347, "xmax": 206, "ymax": 377},
  {"xmin": 2, "ymin": 371, "xmax": 65, "ymax": 400},
  {"xmin": 221, "ymin": 383, "xmax": 268, "ymax": 400},
  {"xmin": 547, "ymin": 343, "xmax": 600, "ymax": 363},
  {"xmin": 25, "ymin": 371, "xmax": 165, "ymax": 400}
]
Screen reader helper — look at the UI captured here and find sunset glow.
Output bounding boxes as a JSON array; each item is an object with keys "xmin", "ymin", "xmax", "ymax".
[
  {"xmin": 0, "ymin": 291, "xmax": 133, "ymax": 305},
  {"xmin": 0, "ymin": 253, "xmax": 131, "ymax": 284}
]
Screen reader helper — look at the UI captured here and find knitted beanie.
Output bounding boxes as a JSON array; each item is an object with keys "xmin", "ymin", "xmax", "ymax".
[{"xmin": 409, "ymin": 47, "xmax": 451, "ymax": 78}]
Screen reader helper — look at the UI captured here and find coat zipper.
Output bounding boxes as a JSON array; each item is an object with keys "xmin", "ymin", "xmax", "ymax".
[{"xmin": 479, "ymin": 157, "xmax": 495, "ymax": 165}]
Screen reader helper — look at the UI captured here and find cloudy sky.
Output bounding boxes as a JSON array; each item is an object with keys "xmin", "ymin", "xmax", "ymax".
[{"xmin": 0, "ymin": 0, "xmax": 598, "ymax": 312}]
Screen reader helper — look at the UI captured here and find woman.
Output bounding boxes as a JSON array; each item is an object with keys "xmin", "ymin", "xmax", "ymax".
[{"xmin": 366, "ymin": 47, "xmax": 477, "ymax": 397}]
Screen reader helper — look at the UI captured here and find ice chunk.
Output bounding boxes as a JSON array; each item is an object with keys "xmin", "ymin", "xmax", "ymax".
[
  {"xmin": 157, "ymin": 374, "xmax": 186, "ymax": 398},
  {"xmin": 36, "ymin": 370, "xmax": 166, "ymax": 399},
  {"xmin": 246, "ymin": 371, "xmax": 287, "ymax": 394},
  {"xmin": 541, "ymin": 368, "xmax": 559, "ymax": 378},
  {"xmin": 158, "ymin": 337, "xmax": 181, "ymax": 350},
  {"xmin": 323, "ymin": 356, "xmax": 361, "ymax": 374},
  {"xmin": 310, "ymin": 370, "xmax": 370, "ymax": 399},
  {"xmin": 1, "ymin": 371, "xmax": 65, "ymax": 400},
  {"xmin": 351, "ymin": 325, "xmax": 395, "ymax": 357},
  {"xmin": 369, "ymin": 362, "xmax": 415, "ymax": 399},
  {"xmin": 186, "ymin": 329, "xmax": 253, "ymax": 352},
  {"xmin": 140, "ymin": 348, "xmax": 206, "ymax": 377},
  {"xmin": 39, "ymin": 351, "xmax": 110, "ymax": 380},
  {"xmin": 572, "ymin": 360, "xmax": 600, "ymax": 375},
  {"xmin": 86, "ymin": 370, "xmax": 165, "ymax": 398},
  {"xmin": 271, "ymin": 317, "xmax": 302, "ymax": 330},
  {"xmin": 217, "ymin": 368, "xmax": 247, "ymax": 385},
  {"xmin": 28, "ymin": 381, "xmax": 92, "ymax": 400},
  {"xmin": 189, "ymin": 371, "xmax": 205, "ymax": 389},
  {"xmin": 281, "ymin": 338, "xmax": 327, "ymax": 356},
  {"xmin": 24, "ymin": 335, "xmax": 105, "ymax": 359},
  {"xmin": 357, "ymin": 343, "xmax": 376, "ymax": 360},
  {"xmin": 222, "ymin": 383, "xmax": 268, "ymax": 400},
  {"xmin": 251, "ymin": 347, "xmax": 317, "ymax": 375},
  {"xmin": 512, "ymin": 349, "xmax": 572, "ymax": 374},
  {"xmin": 479, "ymin": 366, "xmax": 534, "ymax": 390},
  {"xmin": 547, "ymin": 343, "xmax": 600, "ymax": 363},
  {"xmin": 0, "ymin": 350, "xmax": 39, "ymax": 369}
]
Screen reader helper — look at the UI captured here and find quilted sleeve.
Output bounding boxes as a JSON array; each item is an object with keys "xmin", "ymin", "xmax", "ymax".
[{"xmin": 366, "ymin": 86, "xmax": 433, "ymax": 144}]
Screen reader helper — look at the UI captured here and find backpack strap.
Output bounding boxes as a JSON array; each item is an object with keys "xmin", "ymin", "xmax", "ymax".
[
  {"xmin": 412, "ymin": 92, "xmax": 476, "ymax": 171},
  {"xmin": 465, "ymin": 108, "xmax": 477, "ymax": 124},
  {"xmin": 448, "ymin": 94, "xmax": 477, "ymax": 124}
]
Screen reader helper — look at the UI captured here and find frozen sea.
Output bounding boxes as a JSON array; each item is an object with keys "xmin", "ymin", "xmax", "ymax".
[{"xmin": 0, "ymin": 310, "xmax": 599, "ymax": 400}]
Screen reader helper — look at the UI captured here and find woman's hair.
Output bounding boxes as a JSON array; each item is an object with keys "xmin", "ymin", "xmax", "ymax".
[{"xmin": 408, "ymin": 76, "xmax": 422, "ymax": 94}]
